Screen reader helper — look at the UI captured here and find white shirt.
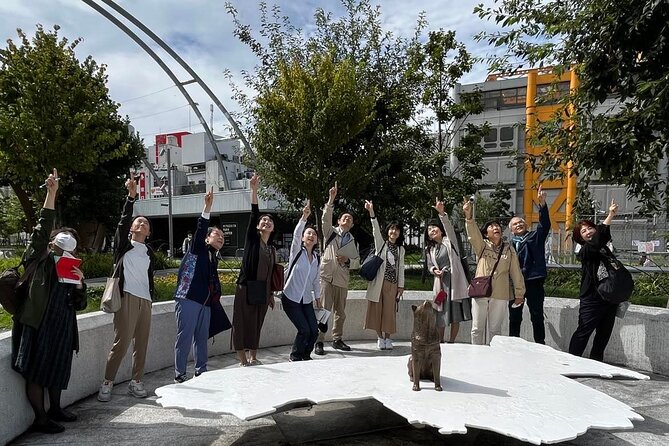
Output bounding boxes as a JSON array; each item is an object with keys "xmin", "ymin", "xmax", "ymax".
[
  {"xmin": 122, "ymin": 240, "xmax": 151, "ymax": 301},
  {"xmin": 283, "ymin": 219, "xmax": 320, "ymax": 304}
]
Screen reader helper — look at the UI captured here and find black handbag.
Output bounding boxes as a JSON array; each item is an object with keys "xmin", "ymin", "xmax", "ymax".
[
  {"xmin": 246, "ymin": 280, "xmax": 268, "ymax": 305},
  {"xmin": 597, "ymin": 255, "xmax": 634, "ymax": 304},
  {"xmin": 359, "ymin": 242, "xmax": 386, "ymax": 281}
]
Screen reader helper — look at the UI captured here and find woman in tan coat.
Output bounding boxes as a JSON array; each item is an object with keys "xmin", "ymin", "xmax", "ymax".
[
  {"xmin": 463, "ymin": 198, "xmax": 525, "ymax": 345},
  {"xmin": 363, "ymin": 200, "xmax": 405, "ymax": 350}
]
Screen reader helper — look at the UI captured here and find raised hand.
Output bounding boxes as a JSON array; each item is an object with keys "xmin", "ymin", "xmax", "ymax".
[
  {"xmin": 364, "ymin": 200, "xmax": 374, "ymax": 217},
  {"xmin": 250, "ymin": 173, "xmax": 260, "ymax": 190},
  {"xmin": 328, "ymin": 181, "xmax": 338, "ymax": 204},
  {"xmin": 538, "ymin": 185, "xmax": 546, "ymax": 206},
  {"xmin": 126, "ymin": 169, "xmax": 138, "ymax": 198},
  {"xmin": 204, "ymin": 186, "xmax": 214, "ymax": 212},
  {"xmin": 462, "ymin": 196, "xmax": 473, "ymax": 220},
  {"xmin": 45, "ymin": 168, "xmax": 59, "ymax": 194},
  {"xmin": 433, "ymin": 197, "xmax": 445, "ymax": 216},
  {"xmin": 302, "ymin": 199, "xmax": 311, "ymax": 220},
  {"xmin": 609, "ymin": 199, "xmax": 618, "ymax": 216}
]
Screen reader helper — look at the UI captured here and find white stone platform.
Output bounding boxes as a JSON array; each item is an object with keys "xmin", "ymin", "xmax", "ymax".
[{"xmin": 155, "ymin": 337, "xmax": 647, "ymax": 445}]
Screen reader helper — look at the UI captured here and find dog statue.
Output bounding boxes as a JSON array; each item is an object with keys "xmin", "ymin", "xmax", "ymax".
[{"xmin": 407, "ymin": 300, "xmax": 442, "ymax": 391}]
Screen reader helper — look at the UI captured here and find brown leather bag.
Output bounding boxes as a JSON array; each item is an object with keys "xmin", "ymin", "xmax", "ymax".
[
  {"xmin": 467, "ymin": 244, "xmax": 504, "ymax": 298},
  {"xmin": 270, "ymin": 263, "xmax": 285, "ymax": 292}
]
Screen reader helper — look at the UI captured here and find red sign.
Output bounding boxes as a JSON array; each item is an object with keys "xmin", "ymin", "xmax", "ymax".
[{"xmin": 139, "ymin": 172, "xmax": 146, "ymax": 200}]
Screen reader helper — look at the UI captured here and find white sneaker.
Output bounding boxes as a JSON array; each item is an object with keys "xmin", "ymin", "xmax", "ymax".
[
  {"xmin": 377, "ymin": 337, "xmax": 386, "ymax": 350},
  {"xmin": 97, "ymin": 381, "xmax": 113, "ymax": 402},
  {"xmin": 128, "ymin": 380, "xmax": 148, "ymax": 398},
  {"xmin": 385, "ymin": 339, "xmax": 393, "ymax": 350}
]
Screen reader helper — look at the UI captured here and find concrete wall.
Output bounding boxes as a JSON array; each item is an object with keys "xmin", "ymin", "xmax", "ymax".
[{"xmin": 1, "ymin": 293, "xmax": 668, "ymax": 444}]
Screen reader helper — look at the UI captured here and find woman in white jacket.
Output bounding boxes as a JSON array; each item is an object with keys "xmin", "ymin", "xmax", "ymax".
[
  {"xmin": 425, "ymin": 199, "xmax": 472, "ymax": 343},
  {"xmin": 363, "ymin": 200, "xmax": 405, "ymax": 350}
]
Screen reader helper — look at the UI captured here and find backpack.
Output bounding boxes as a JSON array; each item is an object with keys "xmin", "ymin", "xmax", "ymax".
[{"xmin": 0, "ymin": 250, "xmax": 50, "ymax": 315}]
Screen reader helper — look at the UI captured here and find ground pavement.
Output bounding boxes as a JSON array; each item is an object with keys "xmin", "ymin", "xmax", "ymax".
[{"xmin": 8, "ymin": 341, "xmax": 669, "ymax": 446}]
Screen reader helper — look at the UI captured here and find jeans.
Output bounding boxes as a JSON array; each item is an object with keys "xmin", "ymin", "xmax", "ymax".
[
  {"xmin": 174, "ymin": 298, "xmax": 211, "ymax": 377},
  {"xmin": 509, "ymin": 278, "xmax": 546, "ymax": 344},
  {"xmin": 281, "ymin": 294, "xmax": 318, "ymax": 360}
]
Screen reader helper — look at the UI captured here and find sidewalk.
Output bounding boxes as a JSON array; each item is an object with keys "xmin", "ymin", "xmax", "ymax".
[{"xmin": 8, "ymin": 341, "xmax": 669, "ymax": 446}]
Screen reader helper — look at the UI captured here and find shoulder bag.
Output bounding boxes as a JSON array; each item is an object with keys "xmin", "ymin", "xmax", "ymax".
[{"xmin": 468, "ymin": 244, "xmax": 504, "ymax": 298}]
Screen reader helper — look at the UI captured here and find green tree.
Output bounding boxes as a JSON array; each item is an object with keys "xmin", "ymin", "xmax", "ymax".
[
  {"xmin": 405, "ymin": 30, "xmax": 489, "ymax": 219},
  {"xmin": 476, "ymin": 0, "xmax": 669, "ymax": 213},
  {"xmin": 0, "ymin": 192, "xmax": 27, "ymax": 242},
  {"xmin": 227, "ymin": 1, "xmax": 489, "ymax": 236},
  {"xmin": 0, "ymin": 25, "xmax": 143, "ymax": 232},
  {"xmin": 471, "ymin": 183, "xmax": 513, "ymax": 226}
]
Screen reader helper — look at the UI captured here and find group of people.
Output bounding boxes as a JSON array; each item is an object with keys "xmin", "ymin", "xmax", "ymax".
[{"xmin": 10, "ymin": 170, "xmax": 626, "ymax": 434}]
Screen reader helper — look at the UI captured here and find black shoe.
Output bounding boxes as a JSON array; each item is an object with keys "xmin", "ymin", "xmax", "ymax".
[
  {"xmin": 48, "ymin": 408, "xmax": 77, "ymax": 422},
  {"xmin": 31, "ymin": 419, "xmax": 65, "ymax": 434},
  {"xmin": 332, "ymin": 339, "xmax": 351, "ymax": 351},
  {"xmin": 289, "ymin": 355, "xmax": 303, "ymax": 362},
  {"xmin": 314, "ymin": 342, "xmax": 325, "ymax": 356},
  {"xmin": 174, "ymin": 374, "xmax": 188, "ymax": 384},
  {"xmin": 302, "ymin": 354, "xmax": 313, "ymax": 361}
]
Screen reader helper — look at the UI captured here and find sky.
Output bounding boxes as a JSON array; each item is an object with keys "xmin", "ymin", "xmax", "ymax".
[{"xmin": 0, "ymin": 0, "xmax": 501, "ymax": 147}]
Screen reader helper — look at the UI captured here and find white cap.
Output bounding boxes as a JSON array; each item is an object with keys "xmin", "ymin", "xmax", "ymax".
[{"xmin": 53, "ymin": 232, "xmax": 77, "ymax": 252}]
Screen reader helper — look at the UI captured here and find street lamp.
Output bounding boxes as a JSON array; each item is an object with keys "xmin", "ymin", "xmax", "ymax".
[{"xmin": 159, "ymin": 145, "xmax": 174, "ymax": 258}]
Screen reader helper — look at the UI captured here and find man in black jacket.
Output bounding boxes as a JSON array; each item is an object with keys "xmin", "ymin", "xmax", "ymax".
[{"xmin": 508, "ymin": 186, "xmax": 551, "ymax": 344}]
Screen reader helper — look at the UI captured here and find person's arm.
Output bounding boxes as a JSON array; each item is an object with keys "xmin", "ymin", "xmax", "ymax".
[
  {"xmin": 536, "ymin": 186, "xmax": 551, "ymax": 244},
  {"xmin": 114, "ymin": 171, "xmax": 138, "ymax": 259},
  {"xmin": 463, "ymin": 197, "xmax": 484, "ymax": 258},
  {"xmin": 366, "ymin": 200, "xmax": 384, "ymax": 252},
  {"xmin": 191, "ymin": 187, "xmax": 214, "ymax": 254},
  {"xmin": 246, "ymin": 174, "xmax": 261, "ymax": 244},
  {"xmin": 23, "ymin": 170, "xmax": 58, "ymax": 265},
  {"xmin": 602, "ymin": 199, "xmax": 618, "ymax": 226},
  {"xmin": 435, "ymin": 198, "xmax": 460, "ymax": 256},
  {"xmin": 290, "ymin": 201, "xmax": 310, "ymax": 265},
  {"xmin": 321, "ymin": 183, "xmax": 336, "ymax": 242},
  {"xmin": 509, "ymin": 246, "xmax": 526, "ymax": 305}
]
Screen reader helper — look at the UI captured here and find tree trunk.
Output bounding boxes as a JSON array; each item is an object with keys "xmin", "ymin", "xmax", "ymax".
[{"xmin": 9, "ymin": 181, "xmax": 36, "ymax": 233}]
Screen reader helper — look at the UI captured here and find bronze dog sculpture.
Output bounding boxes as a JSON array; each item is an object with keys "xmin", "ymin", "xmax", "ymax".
[{"xmin": 407, "ymin": 300, "xmax": 442, "ymax": 391}]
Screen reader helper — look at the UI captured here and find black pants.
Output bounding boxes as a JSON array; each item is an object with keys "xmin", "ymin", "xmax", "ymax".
[
  {"xmin": 568, "ymin": 295, "xmax": 618, "ymax": 361},
  {"xmin": 509, "ymin": 278, "xmax": 546, "ymax": 344},
  {"xmin": 281, "ymin": 294, "xmax": 318, "ymax": 360}
]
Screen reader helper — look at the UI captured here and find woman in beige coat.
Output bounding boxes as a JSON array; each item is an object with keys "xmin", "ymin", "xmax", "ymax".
[
  {"xmin": 463, "ymin": 198, "xmax": 525, "ymax": 345},
  {"xmin": 363, "ymin": 200, "xmax": 405, "ymax": 350}
]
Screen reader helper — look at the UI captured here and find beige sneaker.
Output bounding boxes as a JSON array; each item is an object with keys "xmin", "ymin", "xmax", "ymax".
[
  {"xmin": 128, "ymin": 380, "xmax": 148, "ymax": 398},
  {"xmin": 97, "ymin": 381, "xmax": 113, "ymax": 402}
]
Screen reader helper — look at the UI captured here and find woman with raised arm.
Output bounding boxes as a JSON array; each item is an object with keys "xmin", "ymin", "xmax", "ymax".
[
  {"xmin": 98, "ymin": 171, "xmax": 156, "ymax": 402},
  {"xmin": 12, "ymin": 169, "xmax": 87, "ymax": 434},
  {"xmin": 281, "ymin": 200, "xmax": 321, "ymax": 361},
  {"xmin": 233, "ymin": 173, "xmax": 276, "ymax": 366},
  {"xmin": 363, "ymin": 200, "xmax": 405, "ymax": 350},
  {"xmin": 463, "ymin": 197, "xmax": 525, "ymax": 345},
  {"xmin": 425, "ymin": 199, "xmax": 472, "ymax": 344},
  {"xmin": 568, "ymin": 200, "xmax": 620, "ymax": 361}
]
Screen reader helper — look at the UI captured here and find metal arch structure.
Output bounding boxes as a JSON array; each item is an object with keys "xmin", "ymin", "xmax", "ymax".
[
  {"xmin": 98, "ymin": 0, "xmax": 255, "ymax": 163},
  {"xmin": 82, "ymin": 0, "xmax": 231, "ymax": 190}
]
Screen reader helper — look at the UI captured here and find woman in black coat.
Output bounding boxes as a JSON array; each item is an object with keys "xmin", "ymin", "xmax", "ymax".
[{"xmin": 568, "ymin": 199, "xmax": 619, "ymax": 362}]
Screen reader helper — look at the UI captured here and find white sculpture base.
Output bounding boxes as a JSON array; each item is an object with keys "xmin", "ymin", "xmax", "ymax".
[{"xmin": 155, "ymin": 337, "xmax": 647, "ymax": 445}]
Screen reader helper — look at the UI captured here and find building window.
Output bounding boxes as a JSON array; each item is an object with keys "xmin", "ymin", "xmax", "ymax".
[{"xmin": 480, "ymin": 126, "xmax": 516, "ymax": 152}]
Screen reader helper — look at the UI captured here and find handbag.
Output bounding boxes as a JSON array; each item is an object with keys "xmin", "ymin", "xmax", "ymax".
[
  {"xmin": 100, "ymin": 262, "xmax": 122, "ymax": 313},
  {"xmin": 597, "ymin": 254, "xmax": 634, "ymax": 304},
  {"xmin": 467, "ymin": 244, "xmax": 504, "ymax": 298},
  {"xmin": 270, "ymin": 263, "xmax": 285, "ymax": 292},
  {"xmin": 246, "ymin": 280, "xmax": 268, "ymax": 305},
  {"xmin": 359, "ymin": 242, "xmax": 386, "ymax": 281},
  {"xmin": 100, "ymin": 277, "xmax": 121, "ymax": 313}
]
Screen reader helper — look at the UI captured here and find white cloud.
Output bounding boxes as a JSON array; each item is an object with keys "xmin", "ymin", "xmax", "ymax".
[{"xmin": 0, "ymin": 0, "xmax": 501, "ymax": 143}]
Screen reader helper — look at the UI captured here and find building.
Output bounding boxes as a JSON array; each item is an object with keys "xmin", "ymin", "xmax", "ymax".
[
  {"xmin": 453, "ymin": 69, "xmax": 664, "ymax": 258},
  {"xmin": 133, "ymin": 131, "xmax": 291, "ymax": 257}
]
